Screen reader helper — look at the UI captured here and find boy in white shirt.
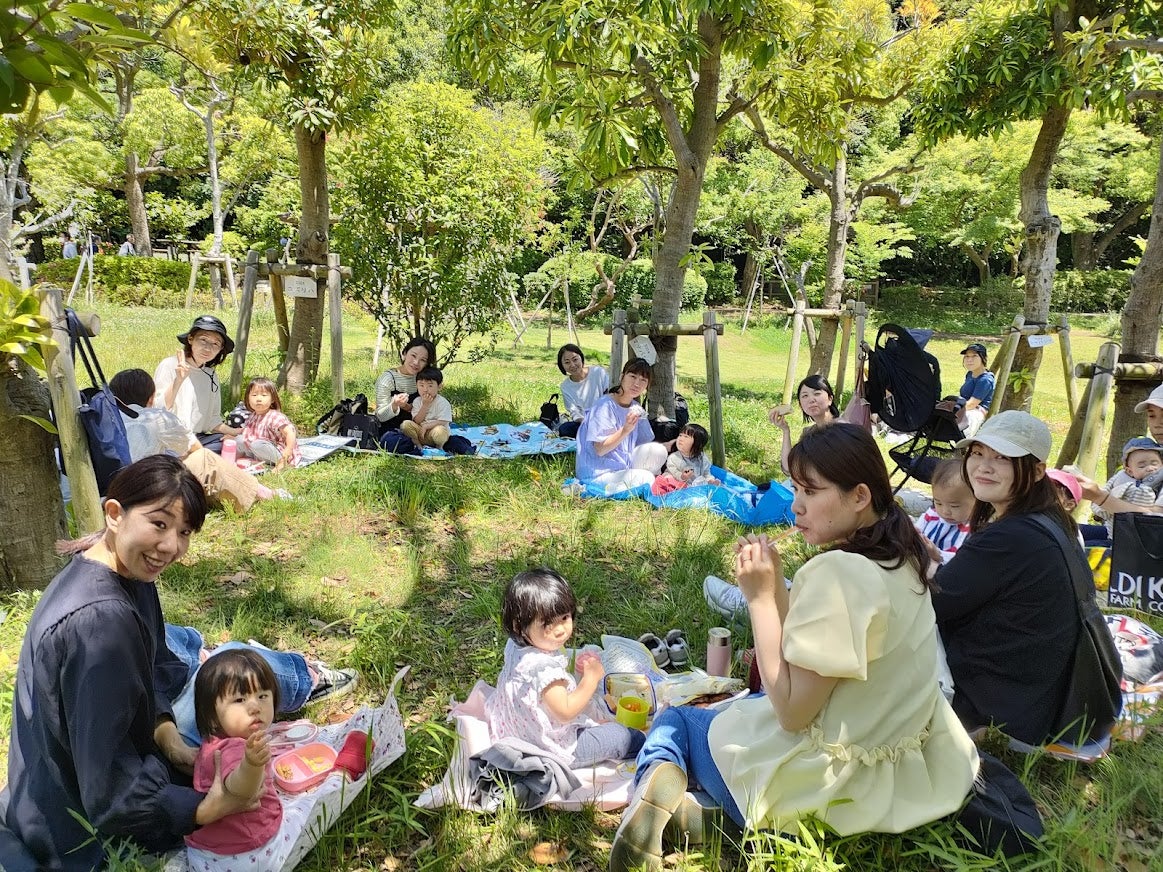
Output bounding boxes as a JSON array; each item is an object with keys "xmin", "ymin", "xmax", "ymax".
[{"xmin": 400, "ymin": 367, "xmax": 454, "ymax": 449}]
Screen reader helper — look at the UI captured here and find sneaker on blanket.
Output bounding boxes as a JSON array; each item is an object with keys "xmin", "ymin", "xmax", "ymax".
[
  {"xmin": 562, "ymin": 480, "xmax": 585, "ymax": 497},
  {"xmin": 307, "ymin": 661, "xmax": 359, "ymax": 704}
]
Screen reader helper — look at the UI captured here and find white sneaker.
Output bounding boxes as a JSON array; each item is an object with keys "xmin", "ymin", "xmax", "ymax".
[{"xmin": 703, "ymin": 575, "xmax": 749, "ymax": 622}]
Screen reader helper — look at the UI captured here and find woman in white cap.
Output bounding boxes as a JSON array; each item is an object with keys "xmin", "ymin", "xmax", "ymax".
[
  {"xmin": 933, "ymin": 410, "xmax": 1107, "ymax": 746},
  {"xmin": 956, "ymin": 342, "xmax": 995, "ymax": 436},
  {"xmin": 1073, "ymin": 383, "xmax": 1163, "ymax": 516},
  {"xmin": 153, "ymin": 316, "xmax": 239, "ymax": 453}
]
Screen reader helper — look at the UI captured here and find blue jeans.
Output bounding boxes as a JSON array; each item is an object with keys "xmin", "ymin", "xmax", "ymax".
[
  {"xmin": 164, "ymin": 625, "xmax": 313, "ymax": 746},
  {"xmin": 636, "ymin": 703, "xmax": 746, "ymax": 828}
]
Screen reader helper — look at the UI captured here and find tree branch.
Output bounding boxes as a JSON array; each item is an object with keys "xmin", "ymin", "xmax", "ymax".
[
  {"xmin": 1128, "ymin": 89, "xmax": 1163, "ymax": 103},
  {"xmin": 744, "ymin": 106, "xmax": 831, "ymax": 192},
  {"xmin": 632, "ymin": 55, "xmax": 694, "ymax": 167},
  {"xmin": 1106, "ymin": 38, "xmax": 1163, "ymax": 54}
]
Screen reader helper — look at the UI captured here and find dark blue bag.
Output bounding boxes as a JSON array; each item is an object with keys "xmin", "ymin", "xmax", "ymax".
[
  {"xmin": 66, "ymin": 309, "xmax": 132, "ymax": 493},
  {"xmin": 378, "ymin": 429, "xmax": 420, "ymax": 455}
]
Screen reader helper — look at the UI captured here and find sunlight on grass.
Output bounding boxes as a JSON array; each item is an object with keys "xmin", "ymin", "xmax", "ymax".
[{"xmin": 4, "ymin": 299, "xmax": 1161, "ymax": 871}]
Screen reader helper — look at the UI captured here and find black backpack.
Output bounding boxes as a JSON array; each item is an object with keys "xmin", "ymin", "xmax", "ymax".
[{"xmin": 316, "ymin": 393, "xmax": 369, "ymax": 436}]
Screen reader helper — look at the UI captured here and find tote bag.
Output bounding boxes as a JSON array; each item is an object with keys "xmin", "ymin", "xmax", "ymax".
[{"xmin": 1108, "ymin": 513, "xmax": 1163, "ymax": 613}]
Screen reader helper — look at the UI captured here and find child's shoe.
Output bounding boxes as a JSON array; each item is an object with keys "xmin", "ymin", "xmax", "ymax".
[
  {"xmin": 637, "ymin": 633, "xmax": 670, "ymax": 669},
  {"xmin": 664, "ymin": 629, "xmax": 690, "ymax": 670}
]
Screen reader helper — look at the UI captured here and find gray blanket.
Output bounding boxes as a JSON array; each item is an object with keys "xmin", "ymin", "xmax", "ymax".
[{"xmin": 468, "ymin": 738, "xmax": 582, "ymax": 810}]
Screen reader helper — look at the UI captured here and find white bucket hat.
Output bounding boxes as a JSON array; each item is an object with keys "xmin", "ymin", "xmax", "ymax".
[{"xmin": 955, "ymin": 409, "xmax": 1051, "ymax": 462}]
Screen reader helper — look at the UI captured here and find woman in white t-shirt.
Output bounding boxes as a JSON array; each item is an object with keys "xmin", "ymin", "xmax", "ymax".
[
  {"xmin": 556, "ymin": 343, "xmax": 609, "ymax": 438},
  {"xmin": 153, "ymin": 315, "xmax": 237, "ymax": 453}
]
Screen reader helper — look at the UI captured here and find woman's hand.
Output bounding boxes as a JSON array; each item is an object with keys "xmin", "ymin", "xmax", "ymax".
[
  {"xmin": 195, "ymin": 751, "xmax": 261, "ymax": 826},
  {"xmin": 735, "ymin": 534, "xmax": 786, "ymax": 610},
  {"xmin": 623, "ymin": 407, "xmax": 642, "ymax": 433},
  {"xmin": 175, "ymin": 349, "xmax": 191, "ymax": 383},
  {"xmin": 154, "ymin": 719, "xmax": 197, "ymax": 775},
  {"xmin": 768, "ymin": 407, "xmax": 791, "ymax": 431},
  {"xmin": 392, "ymin": 392, "xmax": 411, "ymax": 412}
]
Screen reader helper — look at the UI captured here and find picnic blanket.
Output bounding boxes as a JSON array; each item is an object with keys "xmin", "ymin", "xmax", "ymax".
[
  {"xmin": 162, "ymin": 667, "xmax": 409, "ymax": 872},
  {"xmin": 565, "ymin": 467, "xmax": 795, "ymax": 527},
  {"xmin": 447, "ymin": 423, "xmax": 577, "ymax": 459},
  {"xmin": 415, "ymin": 680, "xmax": 635, "ymax": 813}
]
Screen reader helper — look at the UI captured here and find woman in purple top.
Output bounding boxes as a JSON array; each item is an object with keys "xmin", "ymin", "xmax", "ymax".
[{"xmin": 575, "ymin": 359, "xmax": 668, "ymax": 493}]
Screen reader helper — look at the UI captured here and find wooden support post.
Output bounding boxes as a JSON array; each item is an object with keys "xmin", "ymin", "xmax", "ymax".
[
  {"xmin": 1055, "ymin": 376, "xmax": 1094, "ymax": 469},
  {"xmin": 1074, "ymin": 362, "xmax": 1163, "ymax": 380},
  {"xmin": 610, "ymin": 309, "xmax": 627, "ymax": 381},
  {"xmin": 269, "ymin": 270, "xmax": 289, "ymax": 355},
  {"xmin": 704, "ymin": 311, "xmax": 726, "ymax": 469},
  {"xmin": 990, "ymin": 314, "xmax": 1025, "ymax": 412},
  {"xmin": 224, "ymin": 254, "xmax": 238, "ymax": 308},
  {"xmin": 1076, "ymin": 341, "xmax": 1120, "ymax": 486},
  {"xmin": 834, "ymin": 301, "xmax": 854, "ymax": 398},
  {"xmin": 228, "ymin": 251, "xmax": 260, "ymax": 402},
  {"xmin": 39, "ymin": 287, "xmax": 102, "ymax": 533},
  {"xmin": 327, "ymin": 252, "xmax": 344, "ymax": 403},
  {"xmin": 783, "ymin": 301, "xmax": 805, "ymax": 405},
  {"xmin": 1058, "ymin": 314, "xmax": 1076, "ymax": 418},
  {"xmin": 16, "ymin": 256, "xmax": 32, "ymax": 289},
  {"xmin": 184, "ymin": 253, "xmax": 201, "ymax": 310}
]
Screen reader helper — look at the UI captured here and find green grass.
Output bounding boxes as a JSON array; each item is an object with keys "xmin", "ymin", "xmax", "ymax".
[{"xmin": 2, "ymin": 298, "xmax": 1161, "ymax": 871}]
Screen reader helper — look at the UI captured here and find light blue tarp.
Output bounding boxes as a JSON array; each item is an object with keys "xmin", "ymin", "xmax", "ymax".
[{"xmin": 565, "ymin": 466, "xmax": 795, "ymax": 527}]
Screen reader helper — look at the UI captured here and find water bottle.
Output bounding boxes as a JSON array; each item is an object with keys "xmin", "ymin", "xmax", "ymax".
[
  {"xmin": 706, "ymin": 627, "xmax": 732, "ymax": 677},
  {"xmin": 222, "ymin": 437, "xmax": 237, "ymax": 465}
]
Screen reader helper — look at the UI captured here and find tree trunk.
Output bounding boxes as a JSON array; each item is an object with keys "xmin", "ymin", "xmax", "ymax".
[
  {"xmin": 644, "ymin": 14, "xmax": 721, "ymax": 419},
  {"xmin": 124, "ymin": 151, "xmax": 153, "ymax": 257},
  {"xmin": 1071, "ymin": 230, "xmax": 1096, "ymax": 271},
  {"xmin": 808, "ymin": 151, "xmax": 849, "ymax": 377},
  {"xmin": 1109, "ymin": 135, "xmax": 1163, "ymax": 478},
  {"xmin": 0, "ymin": 357, "xmax": 67, "ymax": 590},
  {"xmin": 279, "ymin": 124, "xmax": 329, "ymax": 394},
  {"xmin": 1003, "ymin": 102, "xmax": 1071, "ymax": 412},
  {"xmin": 739, "ymin": 249, "xmax": 759, "ymax": 308},
  {"xmin": 961, "ymin": 243, "xmax": 991, "ymax": 284}
]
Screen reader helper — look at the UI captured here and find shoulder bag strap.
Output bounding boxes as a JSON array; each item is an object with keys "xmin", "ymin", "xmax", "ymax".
[
  {"xmin": 1029, "ymin": 513, "xmax": 1090, "ymax": 606},
  {"xmin": 64, "ymin": 307, "xmax": 105, "ymax": 389}
]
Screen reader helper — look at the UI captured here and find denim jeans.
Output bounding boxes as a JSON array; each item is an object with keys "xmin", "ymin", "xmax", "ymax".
[
  {"xmin": 635, "ymin": 702, "xmax": 746, "ymax": 827},
  {"xmin": 164, "ymin": 625, "xmax": 313, "ymax": 746}
]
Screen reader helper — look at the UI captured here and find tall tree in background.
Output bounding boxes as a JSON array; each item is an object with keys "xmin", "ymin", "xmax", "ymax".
[
  {"xmin": 1106, "ymin": 29, "xmax": 1163, "ymax": 476},
  {"xmin": 913, "ymin": 0, "xmax": 1150, "ymax": 411},
  {"xmin": 448, "ymin": 0, "xmax": 800, "ymax": 416},
  {"xmin": 744, "ymin": 0, "xmax": 935, "ymax": 376},
  {"xmin": 194, "ymin": 0, "xmax": 394, "ymax": 393}
]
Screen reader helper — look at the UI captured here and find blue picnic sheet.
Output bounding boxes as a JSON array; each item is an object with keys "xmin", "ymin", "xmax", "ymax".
[
  {"xmin": 402, "ymin": 422, "xmax": 578, "ymax": 459},
  {"xmin": 564, "ymin": 466, "xmax": 795, "ymax": 527}
]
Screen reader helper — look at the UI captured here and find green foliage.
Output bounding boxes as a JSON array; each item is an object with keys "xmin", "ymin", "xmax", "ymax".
[
  {"xmin": 145, "ymin": 192, "xmax": 207, "ymax": 240},
  {"xmin": 522, "ymin": 253, "xmax": 708, "ymax": 315},
  {"xmin": 35, "ymin": 257, "xmax": 208, "ymax": 308},
  {"xmin": 333, "ymin": 82, "xmax": 549, "ymax": 364},
  {"xmin": 847, "ymin": 214, "xmax": 914, "ymax": 285},
  {"xmin": 615, "ymin": 259, "xmax": 707, "ymax": 312},
  {"xmin": 1050, "ymin": 269, "xmax": 1133, "ymax": 313},
  {"xmin": 199, "ymin": 231, "xmax": 249, "ymax": 257},
  {"xmin": 0, "ymin": 280, "xmax": 53, "ymax": 373},
  {"xmin": 701, "ymin": 261, "xmax": 737, "ymax": 306}
]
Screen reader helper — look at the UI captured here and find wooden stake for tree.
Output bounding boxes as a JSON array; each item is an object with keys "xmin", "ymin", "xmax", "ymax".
[
  {"xmin": 1055, "ymin": 376, "xmax": 1094, "ymax": 469},
  {"xmin": 1076, "ymin": 341, "xmax": 1120, "ymax": 486},
  {"xmin": 327, "ymin": 252, "xmax": 344, "ymax": 402},
  {"xmin": 1057, "ymin": 314, "xmax": 1077, "ymax": 417},
  {"xmin": 223, "ymin": 254, "xmax": 238, "ymax": 307},
  {"xmin": 184, "ymin": 253, "xmax": 201, "ymax": 310},
  {"xmin": 703, "ymin": 310, "xmax": 726, "ymax": 469},
  {"xmin": 834, "ymin": 301, "xmax": 854, "ymax": 397},
  {"xmin": 228, "ymin": 251, "xmax": 260, "ymax": 402},
  {"xmin": 990, "ymin": 314, "xmax": 1025, "ymax": 412},
  {"xmin": 610, "ymin": 309, "xmax": 627, "ymax": 379},
  {"xmin": 783, "ymin": 300, "xmax": 805, "ymax": 405},
  {"xmin": 269, "ymin": 270, "xmax": 289, "ymax": 354},
  {"xmin": 39, "ymin": 287, "xmax": 102, "ymax": 533}
]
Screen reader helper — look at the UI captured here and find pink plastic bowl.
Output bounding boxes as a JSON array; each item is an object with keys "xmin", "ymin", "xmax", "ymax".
[{"xmin": 273, "ymin": 742, "xmax": 337, "ymax": 793}]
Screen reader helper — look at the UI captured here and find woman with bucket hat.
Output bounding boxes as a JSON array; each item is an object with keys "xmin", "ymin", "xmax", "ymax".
[
  {"xmin": 932, "ymin": 411, "xmax": 1105, "ymax": 745},
  {"xmin": 153, "ymin": 316, "xmax": 238, "ymax": 453}
]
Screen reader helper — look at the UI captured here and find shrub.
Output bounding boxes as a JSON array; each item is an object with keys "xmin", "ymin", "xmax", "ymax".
[
  {"xmin": 702, "ymin": 261, "xmax": 737, "ymax": 306},
  {"xmin": 35, "ymin": 256, "xmax": 209, "ymax": 308},
  {"xmin": 613, "ymin": 259, "xmax": 706, "ymax": 311},
  {"xmin": 1051, "ymin": 270, "xmax": 1132, "ymax": 313},
  {"xmin": 198, "ymin": 231, "xmax": 249, "ymax": 257},
  {"xmin": 522, "ymin": 254, "xmax": 708, "ymax": 316}
]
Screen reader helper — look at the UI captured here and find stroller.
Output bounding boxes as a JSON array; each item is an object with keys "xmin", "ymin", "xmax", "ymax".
[{"xmin": 865, "ymin": 323, "xmax": 963, "ymax": 491}]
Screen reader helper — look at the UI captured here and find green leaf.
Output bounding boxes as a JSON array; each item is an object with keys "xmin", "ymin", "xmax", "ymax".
[
  {"xmin": 17, "ymin": 414, "xmax": 57, "ymax": 434},
  {"xmin": 63, "ymin": 2, "xmax": 125, "ymax": 29}
]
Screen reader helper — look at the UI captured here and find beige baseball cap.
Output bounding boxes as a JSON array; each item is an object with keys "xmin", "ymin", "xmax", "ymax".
[
  {"xmin": 955, "ymin": 409, "xmax": 1051, "ymax": 462},
  {"xmin": 1133, "ymin": 384, "xmax": 1163, "ymax": 414}
]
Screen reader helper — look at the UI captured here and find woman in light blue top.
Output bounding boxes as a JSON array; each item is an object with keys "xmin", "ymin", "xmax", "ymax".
[{"xmin": 575, "ymin": 359, "xmax": 667, "ymax": 493}]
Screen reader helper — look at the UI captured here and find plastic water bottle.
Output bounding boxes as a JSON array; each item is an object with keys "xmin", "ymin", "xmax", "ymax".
[{"xmin": 222, "ymin": 437, "xmax": 237, "ymax": 465}]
